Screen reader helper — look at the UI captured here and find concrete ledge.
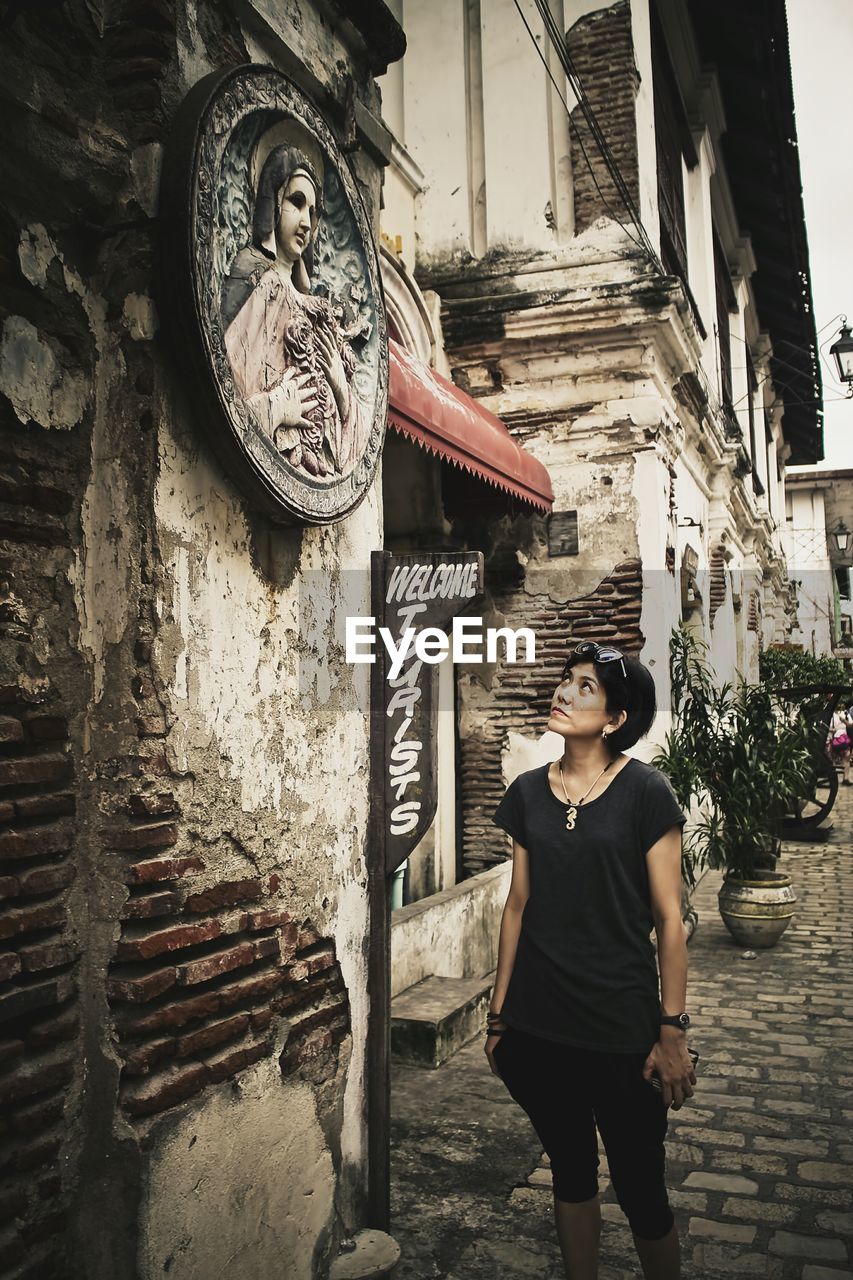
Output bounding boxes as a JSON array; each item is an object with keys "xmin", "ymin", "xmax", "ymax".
[
  {"xmin": 391, "ymin": 861, "xmax": 510, "ymax": 998},
  {"xmin": 390, "ymin": 972, "xmax": 494, "ymax": 1068}
]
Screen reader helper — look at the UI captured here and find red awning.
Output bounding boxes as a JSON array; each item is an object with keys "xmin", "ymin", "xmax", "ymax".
[{"xmin": 387, "ymin": 339, "xmax": 554, "ymax": 513}]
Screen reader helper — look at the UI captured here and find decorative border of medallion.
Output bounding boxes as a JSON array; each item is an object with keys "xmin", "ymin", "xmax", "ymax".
[{"xmin": 160, "ymin": 64, "xmax": 388, "ymax": 525}]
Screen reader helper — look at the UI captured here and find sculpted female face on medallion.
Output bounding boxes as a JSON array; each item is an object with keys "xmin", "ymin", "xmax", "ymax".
[{"xmin": 221, "ymin": 143, "xmax": 367, "ymax": 480}]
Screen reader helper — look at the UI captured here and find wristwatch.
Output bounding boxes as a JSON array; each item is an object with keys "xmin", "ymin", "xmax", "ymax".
[{"xmin": 660, "ymin": 1013, "xmax": 690, "ymax": 1031}]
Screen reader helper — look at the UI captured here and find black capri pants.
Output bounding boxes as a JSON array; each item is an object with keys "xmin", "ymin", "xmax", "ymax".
[{"xmin": 493, "ymin": 1026, "xmax": 674, "ymax": 1241}]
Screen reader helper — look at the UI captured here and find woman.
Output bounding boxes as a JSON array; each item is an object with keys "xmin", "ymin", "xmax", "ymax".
[
  {"xmin": 487, "ymin": 641, "xmax": 696, "ymax": 1280},
  {"xmin": 222, "ymin": 144, "xmax": 365, "ymax": 478}
]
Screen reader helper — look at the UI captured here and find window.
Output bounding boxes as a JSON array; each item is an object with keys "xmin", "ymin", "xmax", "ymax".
[
  {"xmin": 837, "ymin": 567, "xmax": 851, "ymax": 602},
  {"xmin": 652, "ymin": 13, "xmax": 694, "ymax": 282},
  {"xmin": 714, "ymin": 232, "xmax": 736, "ymax": 408},
  {"xmin": 746, "ymin": 355, "xmax": 764, "ymax": 496}
]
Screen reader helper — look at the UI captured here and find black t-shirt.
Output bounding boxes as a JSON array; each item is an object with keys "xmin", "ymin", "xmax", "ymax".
[{"xmin": 492, "ymin": 758, "xmax": 686, "ymax": 1053}]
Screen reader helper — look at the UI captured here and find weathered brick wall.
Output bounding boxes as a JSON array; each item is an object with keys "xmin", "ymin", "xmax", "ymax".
[
  {"xmin": 0, "ymin": 2, "xmax": 383, "ymax": 1275},
  {"xmin": 566, "ymin": 1, "xmax": 641, "ymax": 235},
  {"xmin": 0, "ymin": 371, "xmax": 89, "ymax": 1274},
  {"xmin": 460, "ymin": 559, "xmax": 644, "ymax": 876}
]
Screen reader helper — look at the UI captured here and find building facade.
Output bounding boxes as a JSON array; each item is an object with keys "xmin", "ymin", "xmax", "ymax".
[
  {"xmin": 0, "ymin": 3, "xmax": 408, "ymax": 1277},
  {"xmin": 379, "ymin": 0, "xmax": 821, "ymax": 886}
]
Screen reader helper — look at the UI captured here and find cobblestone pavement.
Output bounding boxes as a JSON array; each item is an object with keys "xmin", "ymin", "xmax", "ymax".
[{"xmin": 390, "ymin": 788, "xmax": 853, "ymax": 1279}]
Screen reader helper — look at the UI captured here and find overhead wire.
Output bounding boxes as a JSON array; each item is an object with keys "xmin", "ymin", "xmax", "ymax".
[
  {"xmin": 510, "ymin": 0, "xmax": 656, "ymax": 265},
  {"xmin": 512, "ymin": 0, "xmax": 831, "ymax": 434}
]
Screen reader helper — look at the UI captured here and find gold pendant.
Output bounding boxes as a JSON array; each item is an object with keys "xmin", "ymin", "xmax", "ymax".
[{"xmin": 565, "ymin": 804, "xmax": 577, "ymax": 831}]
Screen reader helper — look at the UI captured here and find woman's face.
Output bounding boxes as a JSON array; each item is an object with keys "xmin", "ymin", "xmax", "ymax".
[
  {"xmin": 276, "ymin": 173, "xmax": 317, "ymax": 264},
  {"xmin": 548, "ymin": 662, "xmax": 620, "ymax": 741}
]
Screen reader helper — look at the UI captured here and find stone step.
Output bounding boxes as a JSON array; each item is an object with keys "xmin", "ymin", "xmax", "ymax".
[
  {"xmin": 329, "ymin": 1230, "xmax": 401, "ymax": 1280},
  {"xmin": 390, "ymin": 971, "xmax": 494, "ymax": 1068}
]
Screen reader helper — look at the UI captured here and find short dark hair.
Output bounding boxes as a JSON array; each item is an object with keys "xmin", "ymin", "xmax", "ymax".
[{"xmin": 562, "ymin": 649, "xmax": 657, "ymax": 753}]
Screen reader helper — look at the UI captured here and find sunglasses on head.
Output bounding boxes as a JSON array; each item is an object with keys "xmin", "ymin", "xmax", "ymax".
[{"xmin": 566, "ymin": 642, "xmax": 628, "ymax": 680}]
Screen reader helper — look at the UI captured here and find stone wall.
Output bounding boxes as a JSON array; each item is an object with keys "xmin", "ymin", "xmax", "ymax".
[
  {"xmin": 566, "ymin": 1, "xmax": 641, "ymax": 236},
  {"xmin": 0, "ymin": 2, "xmax": 396, "ymax": 1276}
]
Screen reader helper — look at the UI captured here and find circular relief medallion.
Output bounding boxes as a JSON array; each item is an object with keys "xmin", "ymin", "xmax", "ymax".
[{"xmin": 161, "ymin": 65, "xmax": 388, "ymax": 524}]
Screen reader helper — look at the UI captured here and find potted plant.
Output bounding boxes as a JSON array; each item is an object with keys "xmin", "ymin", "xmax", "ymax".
[{"xmin": 653, "ymin": 627, "xmax": 814, "ymax": 948}]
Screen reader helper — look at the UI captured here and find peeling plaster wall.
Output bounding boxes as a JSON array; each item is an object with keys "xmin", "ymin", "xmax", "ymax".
[{"xmin": 0, "ymin": 1, "xmax": 392, "ymax": 1276}]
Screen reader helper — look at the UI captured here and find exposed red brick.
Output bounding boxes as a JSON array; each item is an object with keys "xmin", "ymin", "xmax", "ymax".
[
  {"xmin": 107, "ymin": 967, "xmax": 177, "ymax": 1004},
  {"xmin": 296, "ymin": 924, "xmax": 320, "ymax": 949},
  {"xmin": 268, "ymin": 873, "xmax": 281, "ymax": 893},
  {"xmin": 100, "ymin": 821, "xmax": 178, "ymax": 852},
  {"xmin": 25, "ymin": 1009, "xmax": 79, "ymax": 1051},
  {"xmin": 122, "ymin": 1061, "xmax": 208, "ymax": 1117},
  {"xmin": 243, "ymin": 906, "xmax": 291, "ymax": 930},
  {"xmin": 0, "ymin": 755, "xmax": 71, "ymax": 789},
  {"xmin": 279, "ymin": 922, "xmax": 299, "ymax": 962},
  {"xmin": 0, "ymin": 900, "xmax": 65, "ymax": 941},
  {"xmin": 0, "ymin": 716, "xmax": 23, "ymax": 744},
  {"xmin": 8, "ymin": 1094, "xmax": 65, "ymax": 1136},
  {"xmin": 17, "ymin": 862, "xmax": 76, "ymax": 896},
  {"xmin": 136, "ymin": 714, "xmax": 166, "ymax": 737},
  {"xmin": 127, "ymin": 792, "xmax": 177, "ymax": 817},
  {"xmin": 0, "ymin": 1036, "xmax": 24, "ymax": 1065},
  {"xmin": 287, "ymin": 1002, "xmax": 348, "ymax": 1041},
  {"xmin": 115, "ymin": 918, "xmax": 220, "ymax": 962},
  {"xmin": 185, "ymin": 878, "xmax": 263, "ymax": 913},
  {"xmin": 220, "ymin": 961, "xmax": 286, "ymax": 999},
  {"xmin": 7, "ymin": 1133, "xmax": 62, "ymax": 1174},
  {"xmin": 0, "ymin": 823, "xmax": 72, "ymax": 861},
  {"xmin": 119, "ymin": 1037, "xmax": 176, "ymax": 1077},
  {"xmin": 203, "ymin": 1035, "xmax": 271, "ymax": 1084},
  {"xmin": 131, "ymin": 674, "xmax": 156, "ymax": 700},
  {"xmin": 22, "ymin": 716, "xmax": 67, "ymax": 742},
  {"xmin": 19, "ymin": 940, "xmax": 78, "ymax": 974},
  {"xmin": 250, "ymin": 1008, "xmax": 274, "ymax": 1032},
  {"xmin": 272, "ymin": 972, "xmax": 344, "ymax": 1016},
  {"xmin": 0, "ymin": 975, "xmax": 74, "ymax": 1023},
  {"xmin": 0, "ymin": 874, "xmax": 18, "ymax": 898},
  {"xmin": 115, "ymin": 989, "xmax": 221, "ymax": 1037},
  {"xmin": 120, "ymin": 889, "xmax": 183, "ymax": 919},
  {"xmin": 0, "ymin": 952, "xmax": 22, "ymax": 982},
  {"xmin": 13, "ymin": 792, "xmax": 75, "ymax": 821},
  {"xmin": 0, "ymin": 1056, "xmax": 74, "ymax": 1106},
  {"xmin": 286, "ymin": 946, "xmax": 335, "ymax": 981},
  {"xmin": 126, "ymin": 855, "xmax": 203, "ymax": 884},
  {"xmin": 175, "ymin": 940, "xmax": 256, "ymax": 987},
  {"xmin": 175, "ymin": 1012, "xmax": 250, "ymax": 1058},
  {"xmin": 254, "ymin": 936, "xmax": 281, "ymax": 962}
]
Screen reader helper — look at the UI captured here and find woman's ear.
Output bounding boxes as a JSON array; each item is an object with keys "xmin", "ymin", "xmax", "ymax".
[{"xmin": 610, "ymin": 709, "xmax": 628, "ymax": 733}]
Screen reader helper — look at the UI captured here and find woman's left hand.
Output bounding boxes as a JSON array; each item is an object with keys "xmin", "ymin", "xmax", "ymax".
[
  {"xmin": 315, "ymin": 321, "xmax": 349, "ymax": 418},
  {"xmin": 643, "ymin": 1034, "xmax": 696, "ymax": 1110}
]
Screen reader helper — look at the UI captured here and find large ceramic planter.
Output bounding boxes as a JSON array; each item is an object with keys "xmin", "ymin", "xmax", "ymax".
[{"xmin": 718, "ymin": 871, "xmax": 796, "ymax": 948}]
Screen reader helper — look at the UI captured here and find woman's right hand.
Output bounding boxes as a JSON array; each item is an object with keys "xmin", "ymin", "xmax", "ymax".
[{"xmin": 269, "ymin": 368, "xmax": 318, "ymax": 429}]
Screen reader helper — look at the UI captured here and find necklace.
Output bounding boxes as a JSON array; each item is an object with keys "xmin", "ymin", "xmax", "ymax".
[{"xmin": 558, "ymin": 758, "xmax": 613, "ymax": 831}]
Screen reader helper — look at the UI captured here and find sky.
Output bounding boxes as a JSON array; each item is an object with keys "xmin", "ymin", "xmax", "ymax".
[{"xmin": 786, "ymin": 0, "xmax": 853, "ymax": 469}]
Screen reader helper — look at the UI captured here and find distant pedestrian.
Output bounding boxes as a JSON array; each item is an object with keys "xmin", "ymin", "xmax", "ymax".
[
  {"xmin": 829, "ymin": 707, "xmax": 852, "ymax": 785},
  {"xmin": 486, "ymin": 642, "xmax": 695, "ymax": 1280}
]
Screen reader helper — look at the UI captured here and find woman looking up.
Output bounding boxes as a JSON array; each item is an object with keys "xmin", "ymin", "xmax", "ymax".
[{"xmin": 487, "ymin": 642, "xmax": 696, "ymax": 1280}]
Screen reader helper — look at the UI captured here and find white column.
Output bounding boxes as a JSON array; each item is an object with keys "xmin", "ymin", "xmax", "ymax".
[
  {"xmin": 479, "ymin": 0, "xmax": 563, "ymax": 252},
  {"xmin": 404, "ymin": 0, "xmax": 475, "ymax": 262}
]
